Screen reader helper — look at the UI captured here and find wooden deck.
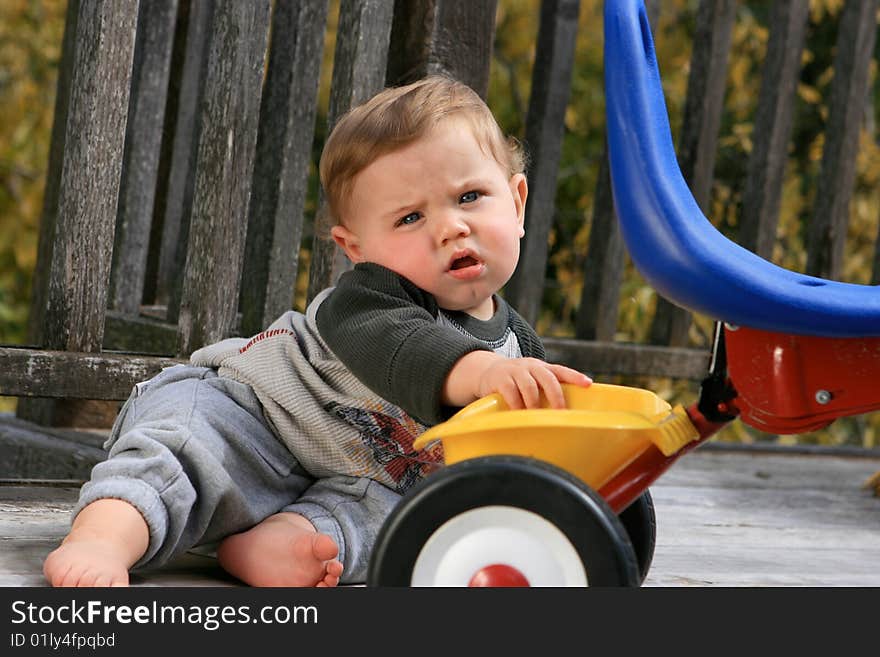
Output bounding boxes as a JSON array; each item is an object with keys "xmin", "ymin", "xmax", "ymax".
[{"xmin": 2, "ymin": 446, "xmax": 879, "ymax": 587}]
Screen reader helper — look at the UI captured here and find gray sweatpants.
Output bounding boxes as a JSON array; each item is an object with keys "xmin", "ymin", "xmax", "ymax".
[{"xmin": 74, "ymin": 364, "xmax": 400, "ymax": 584}]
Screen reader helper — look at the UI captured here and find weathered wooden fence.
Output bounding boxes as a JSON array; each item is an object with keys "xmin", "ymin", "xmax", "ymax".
[{"xmin": 1, "ymin": 0, "xmax": 878, "ymax": 437}]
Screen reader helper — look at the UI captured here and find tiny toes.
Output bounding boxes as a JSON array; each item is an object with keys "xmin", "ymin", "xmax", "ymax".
[
  {"xmin": 312, "ymin": 534, "xmax": 339, "ymax": 562},
  {"xmin": 319, "ymin": 571, "xmax": 340, "ymax": 587}
]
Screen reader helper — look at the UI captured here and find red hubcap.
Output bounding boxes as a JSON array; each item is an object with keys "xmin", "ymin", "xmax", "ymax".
[{"xmin": 468, "ymin": 564, "xmax": 530, "ymax": 587}]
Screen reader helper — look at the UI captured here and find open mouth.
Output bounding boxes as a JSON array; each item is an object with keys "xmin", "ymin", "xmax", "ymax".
[
  {"xmin": 447, "ymin": 251, "xmax": 484, "ymax": 280},
  {"xmin": 450, "ymin": 255, "xmax": 479, "ymax": 270}
]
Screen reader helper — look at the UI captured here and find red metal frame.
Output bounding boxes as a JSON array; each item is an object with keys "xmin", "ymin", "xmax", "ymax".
[
  {"xmin": 600, "ymin": 404, "xmax": 725, "ymax": 513},
  {"xmin": 724, "ymin": 326, "xmax": 880, "ymax": 434},
  {"xmin": 600, "ymin": 325, "xmax": 880, "ymax": 514}
]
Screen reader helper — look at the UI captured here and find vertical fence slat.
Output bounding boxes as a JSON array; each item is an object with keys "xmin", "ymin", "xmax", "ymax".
[
  {"xmin": 17, "ymin": 0, "xmax": 138, "ymax": 426},
  {"xmin": 650, "ymin": 0, "xmax": 735, "ymax": 347},
  {"xmin": 386, "ymin": 0, "xmax": 498, "ymax": 98},
  {"xmin": 239, "ymin": 0, "xmax": 329, "ymax": 335},
  {"xmin": 806, "ymin": 0, "xmax": 879, "ymax": 280},
  {"xmin": 306, "ymin": 0, "xmax": 394, "ymax": 303},
  {"xmin": 504, "ymin": 0, "xmax": 580, "ymax": 327},
  {"xmin": 738, "ymin": 0, "xmax": 809, "ymax": 260},
  {"xmin": 576, "ymin": 0, "xmax": 659, "ymax": 341},
  {"xmin": 174, "ymin": 0, "xmax": 271, "ymax": 355},
  {"xmin": 678, "ymin": 0, "xmax": 737, "ymax": 210},
  {"xmin": 24, "ymin": 0, "xmax": 79, "ymax": 349},
  {"xmin": 17, "ymin": 0, "xmax": 78, "ymax": 425},
  {"xmin": 109, "ymin": 0, "xmax": 178, "ymax": 315},
  {"xmin": 576, "ymin": 148, "xmax": 622, "ymax": 341},
  {"xmin": 34, "ymin": 0, "xmax": 138, "ymax": 351},
  {"xmin": 150, "ymin": 0, "xmax": 212, "ymax": 310}
]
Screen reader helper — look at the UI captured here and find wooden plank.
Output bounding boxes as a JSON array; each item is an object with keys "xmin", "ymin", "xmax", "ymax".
[
  {"xmin": 650, "ymin": 0, "xmax": 735, "ymax": 347},
  {"xmin": 0, "ymin": 417, "xmax": 106, "ymax": 480},
  {"xmin": 239, "ymin": 0, "xmax": 329, "ymax": 335},
  {"xmin": 0, "ymin": 347, "xmax": 184, "ymax": 401},
  {"xmin": 103, "ymin": 308, "xmax": 243, "ymax": 355},
  {"xmin": 575, "ymin": 147, "xmax": 624, "ymax": 341},
  {"xmin": 657, "ymin": 445, "xmax": 880, "ymax": 490},
  {"xmin": 645, "ymin": 449, "xmax": 880, "ymax": 586},
  {"xmin": 738, "ymin": 0, "xmax": 809, "ymax": 260},
  {"xmin": 576, "ymin": 0, "xmax": 658, "ymax": 341},
  {"xmin": 805, "ymin": 0, "xmax": 879, "ymax": 279},
  {"xmin": 174, "ymin": 0, "xmax": 272, "ymax": 355},
  {"xmin": 108, "ymin": 0, "xmax": 179, "ymax": 315},
  {"xmin": 143, "ymin": 0, "xmax": 195, "ymax": 307},
  {"xmin": 147, "ymin": 0, "xmax": 211, "ymax": 308},
  {"xmin": 17, "ymin": 0, "xmax": 139, "ymax": 425},
  {"xmin": 1, "ymin": 341, "xmax": 706, "ymax": 402},
  {"xmin": 543, "ymin": 337, "xmax": 710, "ymax": 380},
  {"xmin": 0, "ymin": 485, "xmax": 236, "ymax": 587},
  {"xmin": 386, "ymin": 0, "xmax": 498, "ymax": 98},
  {"xmin": 306, "ymin": 0, "xmax": 395, "ymax": 303},
  {"xmin": 26, "ymin": 1, "xmax": 138, "ymax": 353},
  {"xmin": 3, "ymin": 448, "xmax": 878, "ymax": 586},
  {"xmin": 102, "ymin": 310, "xmax": 179, "ymax": 355},
  {"xmin": 504, "ymin": 0, "xmax": 579, "ymax": 326},
  {"xmin": 677, "ymin": 0, "xmax": 736, "ymax": 212},
  {"xmin": 24, "ymin": 0, "xmax": 78, "ymax": 347}
]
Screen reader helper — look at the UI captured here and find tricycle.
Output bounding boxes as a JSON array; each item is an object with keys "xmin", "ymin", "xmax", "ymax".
[{"xmin": 366, "ymin": 0, "xmax": 880, "ymax": 586}]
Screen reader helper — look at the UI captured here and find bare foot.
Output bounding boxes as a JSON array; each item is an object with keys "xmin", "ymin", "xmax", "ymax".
[
  {"xmin": 217, "ymin": 512, "xmax": 343, "ymax": 587},
  {"xmin": 43, "ymin": 499, "xmax": 149, "ymax": 587},
  {"xmin": 43, "ymin": 532, "xmax": 132, "ymax": 587}
]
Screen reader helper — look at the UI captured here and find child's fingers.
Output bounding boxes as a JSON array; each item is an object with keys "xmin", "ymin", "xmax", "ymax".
[
  {"xmin": 483, "ymin": 361, "xmax": 590, "ymax": 410},
  {"xmin": 532, "ymin": 366, "xmax": 566, "ymax": 409},
  {"xmin": 548, "ymin": 364, "xmax": 592, "ymax": 386},
  {"xmin": 514, "ymin": 370, "xmax": 542, "ymax": 408},
  {"xmin": 497, "ymin": 378, "xmax": 525, "ymax": 410}
]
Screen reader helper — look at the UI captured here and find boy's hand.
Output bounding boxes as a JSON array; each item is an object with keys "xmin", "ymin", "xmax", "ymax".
[
  {"xmin": 443, "ymin": 351, "xmax": 592, "ymax": 410},
  {"xmin": 477, "ymin": 357, "xmax": 592, "ymax": 410}
]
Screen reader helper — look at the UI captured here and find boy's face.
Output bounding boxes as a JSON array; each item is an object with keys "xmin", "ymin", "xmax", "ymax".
[{"xmin": 331, "ymin": 119, "xmax": 527, "ymax": 319}]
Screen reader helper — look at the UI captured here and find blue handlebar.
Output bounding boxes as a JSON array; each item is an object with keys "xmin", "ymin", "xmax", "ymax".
[{"xmin": 604, "ymin": 0, "xmax": 880, "ymax": 337}]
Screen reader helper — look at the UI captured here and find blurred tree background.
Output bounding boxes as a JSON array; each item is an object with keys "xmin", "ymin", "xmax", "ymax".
[
  {"xmin": 1, "ymin": 0, "xmax": 878, "ymax": 448},
  {"xmin": 0, "ymin": 0, "xmax": 65, "ymax": 351}
]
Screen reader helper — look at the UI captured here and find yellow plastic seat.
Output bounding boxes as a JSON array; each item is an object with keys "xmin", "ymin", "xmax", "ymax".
[{"xmin": 414, "ymin": 383, "xmax": 699, "ymax": 490}]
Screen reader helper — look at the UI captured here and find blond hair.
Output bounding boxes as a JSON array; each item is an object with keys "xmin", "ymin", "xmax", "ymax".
[{"xmin": 318, "ymin": 75, "xmax": 525, "ymax": 228}]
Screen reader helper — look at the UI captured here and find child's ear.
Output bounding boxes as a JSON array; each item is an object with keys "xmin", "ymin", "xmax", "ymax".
[
  {"xmin": 330, "ymin": 224, "xmax": 363, "ymax": 262},
  {"xmin": 510, "ymin": 173, "xmax": 528, "ymax": 237}
]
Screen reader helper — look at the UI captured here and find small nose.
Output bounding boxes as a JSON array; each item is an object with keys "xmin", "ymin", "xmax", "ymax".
[{"xmin": 435, "ymin": 210, "xmax": 470, "ymax": 244}]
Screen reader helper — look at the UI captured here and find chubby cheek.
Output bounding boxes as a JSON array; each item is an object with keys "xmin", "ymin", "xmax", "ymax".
[
  {"xmin": 485, "ymin": 228, "xmax": 522, "ymax": 278},
  {"xmin": 371, "ymin": 242, "xmax": 437, "ymax": 286}
]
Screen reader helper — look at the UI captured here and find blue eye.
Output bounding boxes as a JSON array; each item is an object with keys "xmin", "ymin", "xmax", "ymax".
[
  {"xmin": 460, "ymin": 191, "xmax": 480, "ymax": 204},
  {"xmin": 396, "ymin": 212, "xmax": 421, "ymax": 227}
]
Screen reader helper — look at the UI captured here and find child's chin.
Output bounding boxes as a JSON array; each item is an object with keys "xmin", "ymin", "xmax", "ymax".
[{"xmin": 440, "ymin": 291, "xmax": 494, "ymax": 315}]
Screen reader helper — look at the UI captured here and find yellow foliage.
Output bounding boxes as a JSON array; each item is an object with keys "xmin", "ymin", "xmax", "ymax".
[
  {"xmin": 0, "ymin": 0, "xmax": 66, "ymax": 347},
  {"xmin": 797, "ymin": 83, "xmax": 822, "ymax": 105},
  {"xmin": 809, "ymin": 0, "xmax": 844, "ymax": 23}
]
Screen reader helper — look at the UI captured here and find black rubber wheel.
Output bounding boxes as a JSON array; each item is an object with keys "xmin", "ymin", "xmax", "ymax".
[
  {"xmin": 617, "ymin": 491, "xmax": 656, "ymax": 584},
  {"xmin": 367, "ymin": 455, "xmax": 640, "ymax": 587}
]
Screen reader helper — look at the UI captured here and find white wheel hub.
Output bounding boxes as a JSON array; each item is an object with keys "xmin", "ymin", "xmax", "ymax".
[{"xmin": 410, "ymin": 505, "xmax": 589, "ymax": 586}]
